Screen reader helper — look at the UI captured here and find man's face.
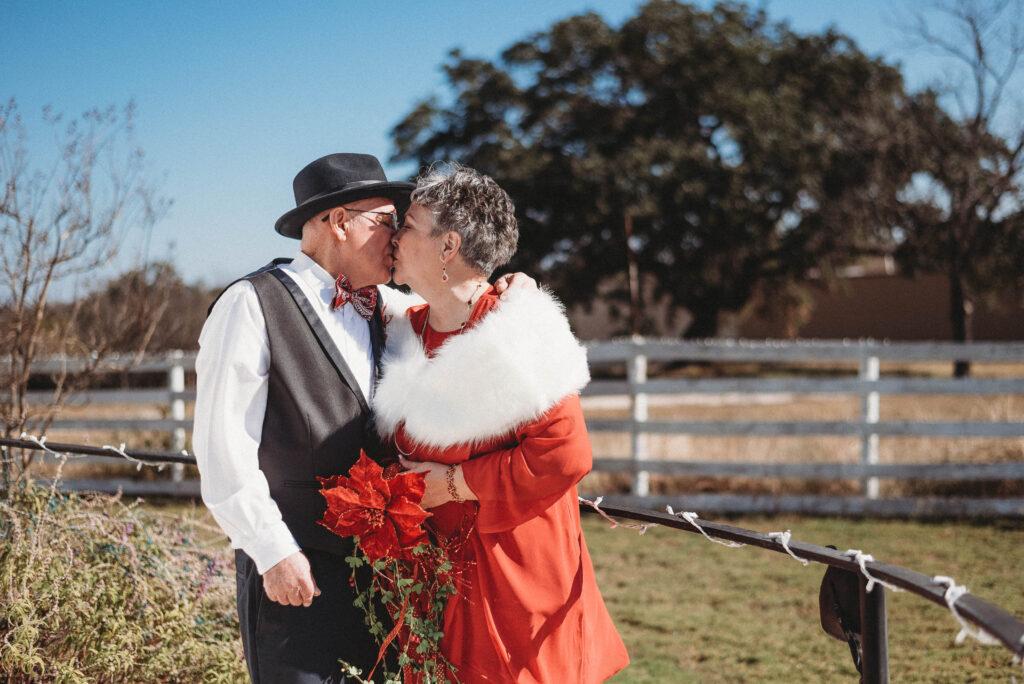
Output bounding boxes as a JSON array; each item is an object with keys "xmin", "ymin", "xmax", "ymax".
[{"xmin": 339, "ymin": 197, "xmax": 398, "ymax": 289}]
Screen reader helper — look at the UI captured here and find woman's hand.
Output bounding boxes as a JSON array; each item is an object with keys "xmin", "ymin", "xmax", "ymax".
[{"xmin": 399, "ymin": 456, "xmax": 476, "ymax": 508}]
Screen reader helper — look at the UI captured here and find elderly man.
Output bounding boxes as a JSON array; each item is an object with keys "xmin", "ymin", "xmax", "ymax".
[{"xmin": 194, "ymin": 153, "xmax": 410, "ymax": 683}]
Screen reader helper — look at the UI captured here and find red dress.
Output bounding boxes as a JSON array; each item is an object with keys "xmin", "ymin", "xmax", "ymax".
[{"xmin": 376, "ymin": 287, "xmax": 628, "ymax": 683}]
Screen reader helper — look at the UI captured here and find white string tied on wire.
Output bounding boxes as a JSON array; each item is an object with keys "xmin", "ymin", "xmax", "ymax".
[
  {"xmin": 19, "ymin": 432, "xmax": 60, "ymax": 456},
  {"xmin": 932, "ymin": 575, "xmax": 1001, "ymax": 647},
  {"xmin": 102, "ymin": 442, "xmax": 165, "ymax": 471},
  {"xmin": 767, "ymin": 530, "xmax": 809, "ymax": 566},
  {"xmin": 11, "ymin": 433, "xmax": 184, "ymax": 472},
  {"xmin": 578, "ymin": 496, "xmax": 656, "ymax": 535},
  {"xmin": 666, "ymin": 507, "xmax": 744, "ymax": 548},
  {"xmin": 843, "ymin": 549, "xmax": 903, "ymax": 593},
  {"xmin": 1011, "ymin": 634, "xmax": 1024, "ymax": 668}
]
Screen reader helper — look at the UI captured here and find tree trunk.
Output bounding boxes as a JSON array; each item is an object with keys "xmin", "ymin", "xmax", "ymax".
[
  {"xmin": 949, "ymin": 263, "xmax": 973, "ymax": 378},
  {"xmin": 684, "ymin": 304, "xmax": 720, "ymax": 340}
]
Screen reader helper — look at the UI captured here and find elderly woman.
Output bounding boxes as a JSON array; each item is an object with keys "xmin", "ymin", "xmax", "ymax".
[{"xmin": 372, "ymin": 164, "xmax": 628, "ymax": 683}]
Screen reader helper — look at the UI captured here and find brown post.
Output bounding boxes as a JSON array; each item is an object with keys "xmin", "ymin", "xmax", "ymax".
[
  {"xmin": 624, "ymin": 213, "xmax": 640, "ymax": 336},
  {"xmin": 859, "ymin": 578, "xmax": 889, "ymax": 683}
]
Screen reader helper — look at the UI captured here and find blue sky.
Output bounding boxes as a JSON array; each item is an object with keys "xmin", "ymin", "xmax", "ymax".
[{"xmin": 1, "ymin": 0, "xmax": 993, "ymax": 289}]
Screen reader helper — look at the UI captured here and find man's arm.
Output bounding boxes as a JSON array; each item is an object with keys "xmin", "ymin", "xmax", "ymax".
[{"xmin": 193, "ymin": 282, "xmax": 318, "ymax": 606}]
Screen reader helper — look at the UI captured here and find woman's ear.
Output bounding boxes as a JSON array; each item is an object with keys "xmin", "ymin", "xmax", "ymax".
[{"xmin": 440, "ymin": 231, "xmax": 462, "ymax": 262}]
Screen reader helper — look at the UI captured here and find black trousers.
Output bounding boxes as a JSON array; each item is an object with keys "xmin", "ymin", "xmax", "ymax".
[{"xmin": 235, "ymin": 548, "xmax": 378, "ymax": 684}]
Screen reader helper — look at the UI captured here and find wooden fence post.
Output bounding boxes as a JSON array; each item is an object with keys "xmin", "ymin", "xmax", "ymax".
[
  {"xmin": 860, "ymin": 355, "xmax": 880, "ymax": 499},
  {"xmin": 628, "ymin": 342, "xmax": 649, "ymax": 497},
  {"xmin": 168, "ymin": 351, "xmax": 186, "ymax": 483}
]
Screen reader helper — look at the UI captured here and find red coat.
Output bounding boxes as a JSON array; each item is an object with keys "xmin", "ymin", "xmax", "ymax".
[{"xmin": 374, "ymin": 287, "xmax": 628, "ymax": 683}]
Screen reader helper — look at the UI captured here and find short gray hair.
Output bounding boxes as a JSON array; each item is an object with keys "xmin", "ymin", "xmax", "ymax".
[{"xmin": 410, "ymin": 163, "xmax": 518, "ymax": 276}]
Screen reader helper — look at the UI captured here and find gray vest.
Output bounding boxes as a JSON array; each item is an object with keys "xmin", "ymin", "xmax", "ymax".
[{"xmin": 240, "ymin": 261, "xmax": 386, "ymax": 555}]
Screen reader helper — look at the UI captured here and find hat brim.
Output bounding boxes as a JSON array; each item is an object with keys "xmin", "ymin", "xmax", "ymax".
[{"xmin": 274, "ymin": 181, "xmax": 415, "ymax": 238}]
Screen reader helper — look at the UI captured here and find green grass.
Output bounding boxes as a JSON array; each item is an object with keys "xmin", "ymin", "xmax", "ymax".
[{"xmin": 583, "ymin": 514, "xmax": 1024, "ymax": 683}]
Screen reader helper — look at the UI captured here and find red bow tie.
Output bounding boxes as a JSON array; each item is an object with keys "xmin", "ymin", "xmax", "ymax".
[{"xmin": 331, "ymin": 274, "xmax": 377, "ymax": 320}]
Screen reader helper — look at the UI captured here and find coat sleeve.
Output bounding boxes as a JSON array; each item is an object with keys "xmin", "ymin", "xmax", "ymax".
[{"xmin": 460, "ymin": 394, "xmax": 592, "ymax": 533}]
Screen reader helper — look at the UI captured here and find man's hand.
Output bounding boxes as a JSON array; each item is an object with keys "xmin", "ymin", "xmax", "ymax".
[
  {"xmin": 493, "ymin": 272, "xmax": 537, "ymax": 300},
  {"xmin": 262, "ymin": 551, "xmax": 321, "ymax": 607}
]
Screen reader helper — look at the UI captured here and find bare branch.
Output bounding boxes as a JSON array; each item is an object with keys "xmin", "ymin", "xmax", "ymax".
[
  {"xmin": 903, "ymin": 0, "xmax": 1024, "ymax": 126},
  {"xmin": 0, "ymin": 100, "xmax": 168, "ymax": 475}
]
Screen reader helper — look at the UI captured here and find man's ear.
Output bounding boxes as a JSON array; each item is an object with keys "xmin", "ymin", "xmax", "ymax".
[
  {"xmin": 440, "ymin": 231, "xmax": 462, "ymax": 261},
  {"xmin": 326, "ymin": 207, "xmax": 349, "ymax": 241}
]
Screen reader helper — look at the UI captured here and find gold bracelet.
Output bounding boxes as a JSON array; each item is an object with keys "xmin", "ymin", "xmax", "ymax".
[{"xmin": 446, "ymin": 464, "xmax": 465, "ymax": 503}]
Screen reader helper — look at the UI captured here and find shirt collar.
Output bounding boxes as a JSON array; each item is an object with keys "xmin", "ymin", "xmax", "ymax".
[{"xmin": 289, "ymin": 250, "xmax": 338, "ymax": 303}]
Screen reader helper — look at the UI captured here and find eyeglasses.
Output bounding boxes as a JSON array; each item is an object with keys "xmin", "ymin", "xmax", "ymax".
[{"xmin": 323, "ymin": 206, "xmax": 399, "ymax": 231}]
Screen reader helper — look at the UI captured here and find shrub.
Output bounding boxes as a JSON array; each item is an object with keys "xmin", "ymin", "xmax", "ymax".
[{"xmin": 0, "ymin": 478, "xmax": 246, "ymax": 682}]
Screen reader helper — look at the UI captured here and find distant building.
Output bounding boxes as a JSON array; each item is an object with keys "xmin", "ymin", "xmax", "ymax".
[{"xmin": 568, "ymin": 262, "xmax": 1024, "ymax": 341}]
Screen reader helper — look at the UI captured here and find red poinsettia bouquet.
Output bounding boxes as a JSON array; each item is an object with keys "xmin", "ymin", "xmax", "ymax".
[{"xmin": 318, "ymin": 452, "xmax": 460, "ymax": 683}]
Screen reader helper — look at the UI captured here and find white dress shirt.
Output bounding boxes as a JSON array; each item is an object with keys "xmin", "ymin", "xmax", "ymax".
[{"xmin": 192, "ymin": 250, "xmax": 420, "ymax": 574}]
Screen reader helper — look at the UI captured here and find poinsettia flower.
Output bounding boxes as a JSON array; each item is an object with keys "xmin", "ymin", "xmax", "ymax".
[{"xmin": 318, "ymin": 452, "xmax": 431, "ymax": 562}]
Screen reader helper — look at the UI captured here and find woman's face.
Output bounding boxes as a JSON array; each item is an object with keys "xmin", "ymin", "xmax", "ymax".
[{"xmin": 391, "ymin": 203, "xmax": 442, "ymax": 289}]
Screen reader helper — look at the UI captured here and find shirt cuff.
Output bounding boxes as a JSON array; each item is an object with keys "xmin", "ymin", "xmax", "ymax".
[{"xmin": 243, "ymin": 520, "xmax": 302, "ymax": 575}]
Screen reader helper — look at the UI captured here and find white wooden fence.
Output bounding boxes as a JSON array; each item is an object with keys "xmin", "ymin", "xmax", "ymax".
[
  {"xmin": 16, "ymin": 340, "xmax": 1024, "ymax": 515},
  {"xmin": 582, "ymin": 339, "xmax": 1024, "ymax": 516},
  {"xmin": 20, "ymin": 351, "xmax": 197, "ymax": 495}
]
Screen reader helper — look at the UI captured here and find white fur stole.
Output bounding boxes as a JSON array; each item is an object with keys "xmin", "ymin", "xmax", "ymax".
[{"xmin": 372, "ymin": 287, "xmax": 590, "ymax": 448}]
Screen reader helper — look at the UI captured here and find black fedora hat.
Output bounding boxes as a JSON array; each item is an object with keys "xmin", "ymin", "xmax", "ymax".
[{"xmin": 274, "ymin": 153, "xmax": 414, "ymax": 238}]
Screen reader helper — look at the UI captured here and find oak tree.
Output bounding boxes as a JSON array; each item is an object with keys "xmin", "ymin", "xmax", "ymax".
[{"xmin": 392, "ymin": 0, "xmax": 919, "ymax": 337}]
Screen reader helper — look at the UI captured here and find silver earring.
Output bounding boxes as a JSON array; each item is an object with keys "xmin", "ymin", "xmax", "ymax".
[{"xmin": 441, "ymin": 263, "xmax": 448, "ymax": 282}]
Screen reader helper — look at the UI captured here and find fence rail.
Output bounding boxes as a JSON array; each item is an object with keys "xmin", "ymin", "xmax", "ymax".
[
  {"xmin": 9, "ymin": 340, "xmax": 1024, "ymax": 514},
  {"xmin": 584, "ymin": 339, "xmax": 1024, "ymax": 362}
]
